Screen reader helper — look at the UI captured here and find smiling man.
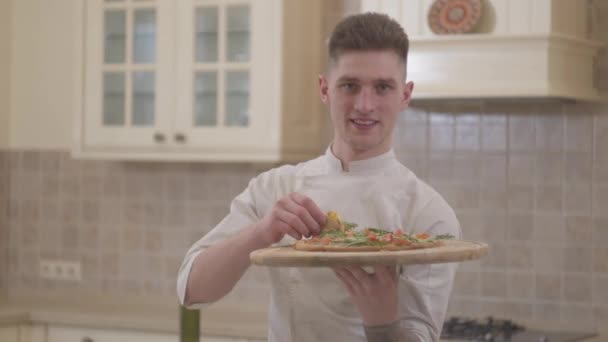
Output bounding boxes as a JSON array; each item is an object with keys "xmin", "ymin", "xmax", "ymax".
[{"xmin": 178, "ymin": 13, "xmax": 461, "ymax": 342}]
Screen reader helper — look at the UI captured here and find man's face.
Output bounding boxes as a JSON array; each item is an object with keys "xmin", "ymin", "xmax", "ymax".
[{"xmin": 319, "ymin": 50, "xmax": 413, "ymax": 158}]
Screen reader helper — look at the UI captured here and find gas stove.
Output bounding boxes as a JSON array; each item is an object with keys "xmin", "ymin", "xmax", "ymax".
[
  {"xmin": 441, "ymin": 316, "xmax": 523, "ymax": 341},
  {"xmin": 440, "ymin": 316, "xmax": 597, "ymax": 342}
]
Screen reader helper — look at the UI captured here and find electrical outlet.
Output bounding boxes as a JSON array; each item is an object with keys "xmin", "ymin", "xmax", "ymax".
[{"xmin": 39, "ymin": 260, "xmax": 81, "ymax": 281}]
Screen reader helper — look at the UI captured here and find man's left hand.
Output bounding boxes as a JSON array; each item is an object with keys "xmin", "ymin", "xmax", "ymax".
[{"xmin": 333, "ymin": 266, "xmax": 399, "ymax": 326}]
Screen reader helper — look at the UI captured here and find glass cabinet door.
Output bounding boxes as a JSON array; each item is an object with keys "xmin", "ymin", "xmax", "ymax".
[
  {"xmin": 102, "ymin": 0, "xmax": 157, "ymax": 128},
  {"xmin": 192, "ymin": 2, "xmax": 251, "ymax": 128},
  {"xmin": 84, "ymin": 0, "xmax": 173, "ymax": 148}
]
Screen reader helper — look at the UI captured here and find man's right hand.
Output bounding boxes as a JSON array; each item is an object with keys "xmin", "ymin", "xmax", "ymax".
[{"xmin": 253, "ymin": 192, "xmax": 326, "ymax": 247}]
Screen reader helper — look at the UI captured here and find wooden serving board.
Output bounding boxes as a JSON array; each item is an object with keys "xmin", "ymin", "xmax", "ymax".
[{"xmin": 250, "ymin": 240, "xmax": 488, "ymax": 267}]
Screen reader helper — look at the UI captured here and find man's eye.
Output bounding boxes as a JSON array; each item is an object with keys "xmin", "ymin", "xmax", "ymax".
[
  {"xmin": 341, "ymin": 83, "xmax": 358, "ymax": 91},
  {"xmin": 376, "ymin": 84, "xmax": 392, "ymax": 93}
]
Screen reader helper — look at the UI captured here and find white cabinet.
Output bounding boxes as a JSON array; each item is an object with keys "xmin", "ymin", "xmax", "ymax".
[
  {"xmin": 360, "ymin": 0, "xmax": 604, "ymax": 101},
  {"xmin": 74, "ymin": 0, "xmax": 326, "ymax": 162},
  {"xmin": 46, "ymin": 325, "xmax": 261, "ymax": 342}
]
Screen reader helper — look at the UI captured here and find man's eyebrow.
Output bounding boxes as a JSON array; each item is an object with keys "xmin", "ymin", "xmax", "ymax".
[
  {"xmin": 336, "ymin": 76, "xmax": 360, "ymax": 83},
  {"xmin": 375, "ymin": 78, "xmax": 398, "ymax": 85}
]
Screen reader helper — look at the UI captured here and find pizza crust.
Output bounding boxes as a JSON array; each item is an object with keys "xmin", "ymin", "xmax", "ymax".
[{"xmin": 293, "ymin": 239, "xmax": 446, "ymax": 252}]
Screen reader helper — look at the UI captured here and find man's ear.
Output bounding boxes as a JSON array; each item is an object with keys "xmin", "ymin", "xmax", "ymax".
[
  {"xmin": 319, "ymin": 74, "xmax": 329, "ymax": 104},
  {"xmin": 400, "ymin": 81, "xmax": 414, "ymax": 110}
]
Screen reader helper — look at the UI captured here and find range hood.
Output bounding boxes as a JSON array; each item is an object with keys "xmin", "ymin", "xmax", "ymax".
[{"xmin": 360, "ymin": 0, "xmax": 605, "ymax": 102}]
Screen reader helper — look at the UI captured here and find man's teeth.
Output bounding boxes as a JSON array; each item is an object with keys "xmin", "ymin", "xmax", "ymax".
[{"xmin": 353, "ymin": 120, "xmax": 375, "ymax": 125}]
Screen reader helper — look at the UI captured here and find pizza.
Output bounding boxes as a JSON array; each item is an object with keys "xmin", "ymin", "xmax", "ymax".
[{"xmin": 293, "ymin": 211, "xmax": 454, "ymax": 252}]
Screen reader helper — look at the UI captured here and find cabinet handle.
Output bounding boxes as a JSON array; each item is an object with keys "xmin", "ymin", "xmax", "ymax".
[
  {"xmin": 175, "ymin": 133, "xmax": 187, "ymax": 143},
  {"xmin": 153, "ymin": 132, "xmax": 166, "ymax": 143},
  {"xmin": 82, "ymin": 337, "xmax": 94, "ymax": 342}
]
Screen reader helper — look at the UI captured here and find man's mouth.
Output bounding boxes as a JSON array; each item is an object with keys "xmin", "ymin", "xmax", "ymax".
[{"xmin": 349, "ymin": 119, "xmax": 378, "ymax": 129}]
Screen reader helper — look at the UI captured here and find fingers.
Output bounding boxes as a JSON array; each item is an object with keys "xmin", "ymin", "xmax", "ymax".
[
  {"xmin": 275, "ymin": 220, "xmax": 303, "ymax": 241},
  {"xmin": 333, "ymin": 268, "xmax": 361, "ymax": 295},
  {"xmin": 374, "ymin": 265, "xmax": 398, "ymax": 283},
  {"xmin": 290, "ymin": 193, "xmax": 326, "ymax": 227},
  {"xmin": 284, "ymin": 195, "xmax": 321, "ymax": 236},
  {"xmin": 276, "ymin": 209, "xmax": 309, "ymax": 239}
]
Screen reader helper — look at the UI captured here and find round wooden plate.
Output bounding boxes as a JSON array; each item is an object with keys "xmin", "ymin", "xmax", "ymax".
[
  {"xmin": 428, "ymin": 0, "xmax": 483, "ymax": 34},
  {"xmin": 250, "ymin": 240, "xmax": 488, "ymax": 267}
]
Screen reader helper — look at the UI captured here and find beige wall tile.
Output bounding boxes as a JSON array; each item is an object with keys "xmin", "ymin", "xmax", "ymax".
[
  {"xmin": 594, "ymin": 248, "xmax": 608, "ymax": 272},
  {"xmin": 508, "ymin": 153, "xmax": 536, "ymax": 185},
  {"xmin": 564, "ymin": 215, "xmax": 592, "ymax": 245},
  {"xmin": 534, "ymin": 247, "xmax": 564, "ymax": 272},
  {"xmin": 565, "ymin": 114, "xmax": 593, "ymax": 152},
  {"xmin": 563, "ymin": 247, "xmax": 592, "ymax": 272},
  {"xmin": 481, "ymin": 243, "xmax": 506, "ymax": 268},
  {"xmin": 565, "ymin": 152, "xmax": 592, "ymax": 183},
  {"xmin": 397, "ymin": 124, "xmax": 427, "ymax": 152},
  {"xmin": 535, "ymin": 185, "xmax": 562, "ymax": 212},
  {"xmin": 564, "ymin": 183, "xmax": 592, "ymax": 215},
  {"xmin": 508, "ymin": 214, "xmax": 534, "ymax": 241},
  {"xmin": 454, "ymin": 124, "xmax": 480, "ymax": 151},
  {"xmin": 594, "ymin": 186, "xmax": 608, "ymax": 217},
  {"xmin": 535, "ymin": 152, "xmax": 563, "ymax": 185},
  {"xmin": 563, "ymin": 274, "xmax": 592, "ymax": 302},
  {"xmin": 507, "ymin": 273, "xmax": 534, "ymax": 299},
  {"xmin": 535, "ymin": 273, "xmax": 562, "ymax": 300},
  {"xmin": 561, "ymin": 304, "xmax": 595, "ymax": 331},
  {"xmin": 454, "ymin": 271, "xmax": 481, "ymax": 295},
  {"xmin": 430, "ymin": 125, "xmax": 454, "ymax": 151},
  {"xmin": 507, "ymin": 243, "xmax": 533, "ymax": 269},
  {"xmin": 593, "ymin": 276, "xmax": 608, "ymax": 305},
  {"xmin": 535, "ymin": 113, "xmax": 563, "ymax": 152},
  {"xmin": 481, "ymin": 123, "xmax": 506, "ymax": 151},
  {"xmin": 509, "ymin": 115, "xmax": 536, "ymax": 151},
  {"xmin": 508, "ymin": 185, "xmax": 534, "ymax": 211}
]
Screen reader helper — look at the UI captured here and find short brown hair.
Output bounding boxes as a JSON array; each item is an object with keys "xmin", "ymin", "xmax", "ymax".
[{"xmin": 328, "ymin": 12, "xmax": 409, "ymax": 67}]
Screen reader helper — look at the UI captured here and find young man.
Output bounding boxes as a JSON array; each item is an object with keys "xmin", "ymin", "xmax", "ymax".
[{"xmin": 177, "ymin": 13, "xmax": 461, "ymax": 342}]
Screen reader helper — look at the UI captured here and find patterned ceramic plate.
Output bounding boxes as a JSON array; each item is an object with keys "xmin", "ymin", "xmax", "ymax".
[{"xmin": 428, "ymin": 0, "xmax": 483, "ymax": 34}]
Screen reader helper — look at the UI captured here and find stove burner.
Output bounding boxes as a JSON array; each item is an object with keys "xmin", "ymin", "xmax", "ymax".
[{"xmin": 441, "ymin": 316, "xmax": 525, "ymax": 341}]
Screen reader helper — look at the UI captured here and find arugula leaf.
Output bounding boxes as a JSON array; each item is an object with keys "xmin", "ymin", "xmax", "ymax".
[
  {"xmin": 365, "ymin": 227, "xmax": 392, "ymax": 235},
  {"xmin": 433, "ymin": 234, "xmax": 455, "ymax": 240},
  {"xmin": 343, "ymin": 221, "xmax": 358, "ymax": 230}
]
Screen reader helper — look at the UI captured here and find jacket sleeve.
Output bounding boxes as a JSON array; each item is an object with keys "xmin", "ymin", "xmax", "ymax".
[
  {"xmin": 398, "ymin": 194, "xmax": 462, "ymax": 340},
  {"xmin": 176, "ymin": 168, "xmax": 282, "ymax": 309}
]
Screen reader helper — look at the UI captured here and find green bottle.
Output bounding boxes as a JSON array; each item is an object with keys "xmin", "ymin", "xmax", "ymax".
[{"xmin": 180, "ymin": 305, "xmax": 200, "ymax": 342}]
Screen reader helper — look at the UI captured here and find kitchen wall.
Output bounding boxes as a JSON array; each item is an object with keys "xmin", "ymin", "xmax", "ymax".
[
  {"xmin": 2, "ymin": 0, "xmax": 608, "ymax": 334},
  {"xmin": 0, "ymin": 0, "xmax": 12, "ymax": 299},
  {"xmin": 4, "ymin": 99, "xmax": 608, "ymax": 330}
]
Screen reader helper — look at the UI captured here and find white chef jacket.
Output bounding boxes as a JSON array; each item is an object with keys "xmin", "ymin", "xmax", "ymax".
[{"xmin": 177, "ymin": 147, "xmax": 461, "ymax": 342}]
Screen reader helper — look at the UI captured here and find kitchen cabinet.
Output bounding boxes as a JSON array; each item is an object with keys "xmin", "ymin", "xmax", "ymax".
[
  {"xmin": 74, "ymin": 0, "xmax": 326, "ymax": 162},
  {"xmin": 360, "ymin": 0, "xmax": 604, "ymax": 101},
  {"xmin": 46, "ymin": 324, "xmax": 261, "ymax": 342}
]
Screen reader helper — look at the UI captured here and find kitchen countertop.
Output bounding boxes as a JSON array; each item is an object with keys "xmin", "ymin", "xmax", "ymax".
[
  {"xmin": 0, "ymin": 294, "xmax": 268, "ymax": 339},
  {"xmin": 0, "ymin": 295, "xmax": 606, "ymax": 341}
]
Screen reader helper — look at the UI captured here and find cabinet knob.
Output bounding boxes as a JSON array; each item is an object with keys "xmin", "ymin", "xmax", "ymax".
[
  {"xmin": 82, "ymin": 337, "xmax": 94, "ymax": 342},
  {"xmin": 153, "ymin": 132, "xmax": 166, "ymax": 143},
  {"xmin": 175, "ymin": 133, "xmax": 187, "ymax": 143}
]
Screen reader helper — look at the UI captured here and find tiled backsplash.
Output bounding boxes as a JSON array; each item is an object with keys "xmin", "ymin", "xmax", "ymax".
[
  {"xmin": 397, "ymin": 101, "xmax": 608, "ymax": 331},
  {"xmin": 2, "ymin": 99, "xmax": 608, "ymax": 331}
]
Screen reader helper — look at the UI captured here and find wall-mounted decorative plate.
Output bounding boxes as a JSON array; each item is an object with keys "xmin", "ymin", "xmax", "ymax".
[{"xmin": 428, "ymin": 0, "xmax": 483, "ymax": 34}]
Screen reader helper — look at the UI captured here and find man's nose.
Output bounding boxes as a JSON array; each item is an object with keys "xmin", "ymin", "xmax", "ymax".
[{"xmin": 353, "ymin": 88, "xmax": 376, "ymax": 114}]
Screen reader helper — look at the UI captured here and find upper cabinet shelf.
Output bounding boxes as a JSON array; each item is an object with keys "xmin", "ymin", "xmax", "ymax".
[{"xmin": 360, "ymin": 0, "xmax": 605, "ymax": 101}]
